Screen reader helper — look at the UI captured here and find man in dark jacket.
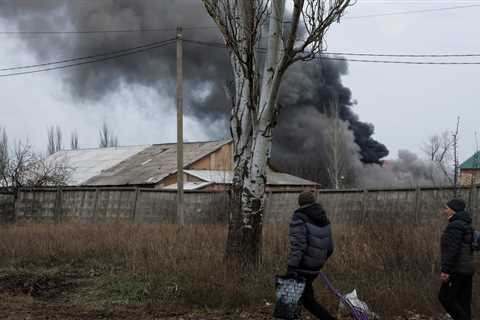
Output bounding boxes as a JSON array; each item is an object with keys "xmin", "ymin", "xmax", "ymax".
[
  {"xmin": 287, "ymin": 190, "xmax": 334, "ymax": 320},
  {"xmin": 438, "ymin": 199, "xmax": 475, "ymax": 320}
]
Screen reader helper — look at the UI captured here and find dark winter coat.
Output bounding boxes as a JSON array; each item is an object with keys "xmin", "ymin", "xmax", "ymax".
[
  {"xmin": 287, "ymin": 203, "xmax": 333, "ymax": 275},
  {"xmin": 441, "ymin": 211, "xmax": 475, "ymax": 275}
]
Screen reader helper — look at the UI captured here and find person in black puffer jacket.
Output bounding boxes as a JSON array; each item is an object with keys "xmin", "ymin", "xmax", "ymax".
[
  {"xmin": 287, "ymin": 190, "xmax": 334, "ymax": 320},
  {"xmin": 438, "ymin": 199, "xmax": 475, "ymax": 320}
]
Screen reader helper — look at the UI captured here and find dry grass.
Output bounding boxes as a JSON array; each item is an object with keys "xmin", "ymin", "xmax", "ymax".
[{"xmin": 0, "ymin": 218, "xmax": 478, "ymax": 317}]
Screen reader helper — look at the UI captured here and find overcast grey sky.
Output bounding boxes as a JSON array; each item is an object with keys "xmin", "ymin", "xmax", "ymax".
[
  {"xmin": 328, "ymin": 0, "xmax": 480, "ymax": 162},
  {"xmin": 0, "ymin": 0, "xmax": 478, "ymax": 162}
]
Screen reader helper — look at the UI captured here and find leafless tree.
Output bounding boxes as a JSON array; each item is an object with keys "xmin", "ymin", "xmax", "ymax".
[
  {"xmin": 0, "ymin": 127, "xmax": 8, "ymax": 187},
  {"xmin": 202, "ymin": 0, "xmax": 353, "ymax": 264},
  {"xmin": 55, "ymin": 126, "xmax": 62, "ymax": 152},
  {"xmin": 1, "ymin": 138, "xmax": 71, "ymax": 190},
  {"xmin": 47, "ymin": 126, "xmax": 63, "ymax": 155},
  {"xmin": 47, "ymin": 126, "xmax": 55, "ymax": 155},
  {"xmin": 324, "ymin": 98, "xmax": 349, "ymax": 189},
  {"xmin": 422, "ymin": 130, "xmax": 453, "ymax": 185},
  {"xmin": 99, "ymin": 122, "xmax": 119, "ymax": 148},
  {"xmin": 70, "ymin": 130, "xmax": 79, "ymax": 150},
  {"xmin": 452, "ymin": 117, "xmax": 460, "ymax": 196}
]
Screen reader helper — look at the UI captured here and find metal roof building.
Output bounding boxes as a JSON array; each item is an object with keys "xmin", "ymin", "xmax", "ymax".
[
  {"xmin": 459, "ymin": 151, "xmax": 480, "ymax": 186},
  {"xmin": 48, "ymin": 140, "xmax": 318, "ymax": 191}
]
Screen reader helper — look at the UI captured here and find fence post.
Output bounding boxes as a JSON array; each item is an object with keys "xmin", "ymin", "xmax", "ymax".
[
  {"xmin": 132, "ymin": 187, "xmax": 140, "ymax": 222},
  {"xmin": 92, "ymin": 188, "xmax": 99, "ymax": 222},
  {"xmin": 473, "ymin": 185, "xmax": 479, "ymax": 224},
  {"xmin": 361, "ymin": 189, "xmax": 368, "ymax": 223},
  {"xmin": 468, "ymin": 183, "xmax": 475, "ymax": 213},
  {"xmin": 414, "ymin": 187, "xmax": 421, "ymax": 223},
  {"xmin": 12, "ymin": 190, "xmax": 17, "ymax": 223},
  {"xmin": 55, "ymin": 188, "xmax": 63, "ymax": 223}
]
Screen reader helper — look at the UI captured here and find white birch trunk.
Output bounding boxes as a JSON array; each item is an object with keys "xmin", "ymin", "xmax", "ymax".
[{"xmin": 240, "ymin": 0, "xmax": 286, "ymax": 227}]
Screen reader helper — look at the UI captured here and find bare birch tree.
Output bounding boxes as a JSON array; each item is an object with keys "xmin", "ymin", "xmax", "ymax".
[
  {"xmin": 452, "ymin": 117, "xmax": 460, "ymax": 196},
  {"xmin": 47, "ymin": 126, "xmax": 63, "ymax": 155},
  {"xmin": 0, "ymin": 127, "xmax": 8, "ymax": 187},
  {"xmin": 324, "ymin": 98, "xmax": 348, "ymax": 189},
  {"xmin": 99, "ymin": 122, "xmax": 119, "ymax": 148},
  {"xmin": 47, "ymin": 126, "xmax": 56, "ymax": 155},
  {"xmin": 202, "ymin": 0, "xmax": 352, "ymax": 264},
  {"xmin": 70, "ymin": 130, "xmax": 79, "ymax": 150}
]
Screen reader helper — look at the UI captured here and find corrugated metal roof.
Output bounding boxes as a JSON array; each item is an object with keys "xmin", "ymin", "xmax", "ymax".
[
  {"xmin": 49, "ymin": 140, "xmax": 231, "ymax": 186},
  {"xmin": 185, "ymin": 169, "xmax": 318, "ymax": 186},
  {"xmin": 47, "ymin": 145, "xmax": 150, "ymax": 185},
  {"xmin": 48, "ymin": 139, "xmax": 318, "ymax": 187}
]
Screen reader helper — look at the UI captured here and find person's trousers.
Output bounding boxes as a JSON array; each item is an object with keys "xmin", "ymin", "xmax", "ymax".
[
  {"xmin": 300, "ymin": 274, "xmax": 334, "ymax": 320},
  {"xmin": 438, "ymin": 274, "xmax": 473, "ymax": 320}
]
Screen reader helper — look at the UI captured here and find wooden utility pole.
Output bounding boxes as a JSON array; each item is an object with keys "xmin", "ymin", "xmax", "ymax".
[{"xmin": 176, "ymin": 26, "xmax": 185, "ymax": 226}]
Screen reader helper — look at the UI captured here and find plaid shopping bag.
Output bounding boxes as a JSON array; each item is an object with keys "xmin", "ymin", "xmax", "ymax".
[{"xmin": 273, "ymin": 275, "xmax": 306, "ymax": 320}]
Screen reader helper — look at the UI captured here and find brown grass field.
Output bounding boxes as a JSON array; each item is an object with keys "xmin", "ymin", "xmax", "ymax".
[{"xmin": 0, "ymin": 219, "xmax": 478, "ymax": 319}]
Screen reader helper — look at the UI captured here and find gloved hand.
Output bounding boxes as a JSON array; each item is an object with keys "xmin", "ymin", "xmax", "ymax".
[{"xmin": 285, "ymin": 266, "xmax": 298, "ymax": 278}]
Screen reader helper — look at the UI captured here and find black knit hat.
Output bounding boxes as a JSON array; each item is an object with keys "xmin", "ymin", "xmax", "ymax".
[
  {"xmin": 446, "ymin": 199, "xmax": 466, "ymax": 212},
  {"xmin": 298, "ymin": 190, "xmax": 316, "ymax": 207}
]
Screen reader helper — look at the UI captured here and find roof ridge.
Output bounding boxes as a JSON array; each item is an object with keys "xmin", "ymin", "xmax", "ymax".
[
  {"xmin": 54, "ymin": 144, "xmax": 151, "ymax": 152},
  {"xmin": 52, "ymin": 139, "xmax": 232, "ymax": 153},
  {"xmin": 152, "ymin": 138, "xmax": 231, "ymax": 146}
]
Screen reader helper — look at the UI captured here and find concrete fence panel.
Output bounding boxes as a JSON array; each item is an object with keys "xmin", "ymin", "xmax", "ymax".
[{"xmin": 10, "ymin": 185, "xmax": 480, "ymax": 224}]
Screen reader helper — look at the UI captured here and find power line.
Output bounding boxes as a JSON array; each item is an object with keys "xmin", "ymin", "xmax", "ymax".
[
  {"xmin": 344, "ymin": 4, "xmax": 480, "ymax": 19},
  {"xmin": 320, "ymin": 56, "xmax": 480, "ymax": 65},
  {"xmin": 185, "ymin": 39, "xmax": 480, "ymax": 57},
  {"xmin": 2, "ymin": 37, "xmax": 480, "ymax": 77},
  {"xmin": 0, "ymin": 39, "xmax": 175, "ymax": 77},
  {"xmin": 0, "ymin": 26, "xmax": 217, "ymax": 35},
  {"xmin": 324, "ymin": 51, "xmax": 480, "ymax": 58},
  {"xmin": 184, "ymin": 39, "xmax": 480, "ymax": 65},
  {"xmin": 1, "ymin": 3, "xmax": 478, "ymax": 35},
  {"xmin": 0, "ymin": 39, "xmax": 176, "ymax": 72}
]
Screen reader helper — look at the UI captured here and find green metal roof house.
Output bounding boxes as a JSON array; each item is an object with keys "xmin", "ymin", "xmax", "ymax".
[
  {"xmin": 459, "ymin": 151, "xmax": 480, "ymax": 185},
  {"xmin": 459, "ymin": 151, "xmax": 480, "ymax": 170}
]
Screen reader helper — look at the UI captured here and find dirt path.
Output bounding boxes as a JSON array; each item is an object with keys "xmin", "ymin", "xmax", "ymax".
[
  {"xmin": 0, "ymin": 268, "xmax": 448, "ymax": 320},
  {"xmin": 0, "ymin": 295, "xmax": 273, "ymax": 320},
  {"xmin": 0, "ymin": 268, "xmax": 276, "ymax": 320}
]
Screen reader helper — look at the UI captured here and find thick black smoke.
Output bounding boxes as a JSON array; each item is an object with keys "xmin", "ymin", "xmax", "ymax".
[
  {"xmin": 271, "ymin": 59, "xmax": 388, "ymax": 186},
  {"xmin": 274, "ymin": 59, "xmax": 388, "ymax": 164},
  {"xmin": 1, "ymin": 1, "xmax": 388, "ymax": 186},
  {"xmin": 0, "ymin": 1, "xmax": 230, "ymax": 125}
]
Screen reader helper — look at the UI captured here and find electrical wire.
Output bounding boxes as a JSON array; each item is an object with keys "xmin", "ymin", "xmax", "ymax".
[
  {"xmin": 319, "ymin": 56, "xmax": 480, "ymax": 65},
  {"xmin": 183, "ymin": 39, "xmax": 480, "ymax": 65},
  {"xmin": 0, "ymin": 38, "xmax": 176, "ymax": 72},
  {"xmin": 1, "ymin": 3, "xmax": 478, "ymax": 34},
  {"xmin": 3, "ymin": 36, "xmax": 480, "ymax": 78},
  {"xmin": 0, "ymin": 39, "xmax": 175, "ymax": 77},
  {"xmin": 0, "ymin": 26, "xmax": 217, "ymax": 35},
  {"xmin": 321, "ymin": 51, "xmax": 480, "ymax": 58},
  {"xmin": 344, "ymin": 4, "xmax": 480, "ymax": 19}
]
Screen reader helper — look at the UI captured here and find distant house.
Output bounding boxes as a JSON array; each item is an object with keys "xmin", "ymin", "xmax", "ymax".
[
  {"xmin": 48, "ymin": 139, "xmax": 318, "ymax": 192},
  {"xmin": 459, "ymin": 151, "xmax": 480, "ymax": 186}
]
